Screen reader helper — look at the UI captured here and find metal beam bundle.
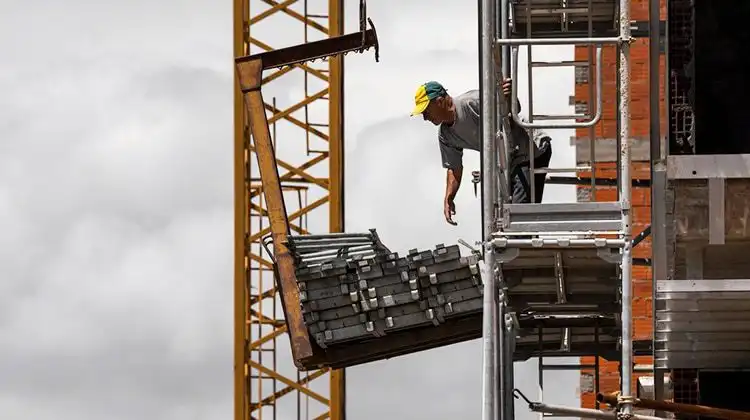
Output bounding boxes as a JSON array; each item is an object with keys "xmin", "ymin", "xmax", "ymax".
[{"xmin": 291, "ymin": 236, "xmax": 486, "ymax": 349}]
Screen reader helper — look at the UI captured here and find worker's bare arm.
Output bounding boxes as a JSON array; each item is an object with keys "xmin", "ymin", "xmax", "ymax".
[
  {"xmin": 501, "ymin": 78, "xmax": 522, "ymax": 113},
  {"xmin": 444, "ymin": 167, "xmax": 463, "ymax": 226}
]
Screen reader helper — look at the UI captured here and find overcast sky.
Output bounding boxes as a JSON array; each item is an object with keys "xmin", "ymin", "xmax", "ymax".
[{"xmin": 1, "ymin": 0, "xmax": 581, "ymax": 419}]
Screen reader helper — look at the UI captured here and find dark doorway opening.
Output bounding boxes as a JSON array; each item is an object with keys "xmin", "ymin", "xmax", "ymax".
[
  {"xmin": 693, "ymin": 0, "xmax": 750, "ymax": 155},
  {"xmin": 698, "ymin": 370, "xmax": 750, "ymax": 419},
  {"xmin": 668, "ymin": 0, "xmax": 750, "ymax": 155}
]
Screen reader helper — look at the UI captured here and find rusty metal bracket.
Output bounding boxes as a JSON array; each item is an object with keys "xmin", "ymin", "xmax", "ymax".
[
  {"xmin": 236, "ymin": 18, "xmax": 379, "ymax": 92},
  {"xmin": 235, "ymin": 9, "xmax": 380, "ymax": 367}
]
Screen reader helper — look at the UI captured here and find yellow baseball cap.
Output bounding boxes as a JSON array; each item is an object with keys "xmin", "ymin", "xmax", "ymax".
[{"xmin": 411, "ymin": 81, "xmax": 448, "ymax": 116}]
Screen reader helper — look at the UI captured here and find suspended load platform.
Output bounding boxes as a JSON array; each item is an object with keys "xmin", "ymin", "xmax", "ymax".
[
  {"xmin": 278, "ymin": 228, "xmax": 650, "ymax": 370},
  {"xmin": 289, "ymin": 230, "xmax": 485, "ymax": 368}
]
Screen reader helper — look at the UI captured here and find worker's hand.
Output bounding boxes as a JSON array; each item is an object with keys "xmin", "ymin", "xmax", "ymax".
[
  {"xmin": 502, "ymin": 78, "xmax": 513, "ymax": 97},
  {"xmin": 444, "ymin": 198, "xmax": 458, "ymax": 226}
]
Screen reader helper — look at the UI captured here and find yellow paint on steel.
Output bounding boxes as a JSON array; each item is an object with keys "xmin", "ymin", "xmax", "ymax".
[
  {"xmin": 249, "ymin": 369, "xmax": 328, "ymax": 410},
  {"xmin": 233, "ymin": 0, "xmax": 248, "ymax": 419},
  {"xmin": 327, "ymin": 1, "xmax": 346, "ymax": 419},
  {"xmin": 235, "ymin": 1, "xmax": 347, "ymax": 420}
]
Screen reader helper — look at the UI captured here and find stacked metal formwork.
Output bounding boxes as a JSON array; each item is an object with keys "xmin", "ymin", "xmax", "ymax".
[
  {"xmin": 289, "ymin": 231, "xmax": 487, "ymax": 350},
  {"xmin": 480, "ymin": 0, "xmax": 638, "ymax": 419}
]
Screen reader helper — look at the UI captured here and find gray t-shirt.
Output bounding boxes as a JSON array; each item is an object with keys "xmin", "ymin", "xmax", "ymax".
[
  {"xmin": 438, "ymin": 90, "xmax": 481, "ymax": 170},
  {"xmin": 438, "ymin": 89, "xmax": 540, "ymax": 170}
]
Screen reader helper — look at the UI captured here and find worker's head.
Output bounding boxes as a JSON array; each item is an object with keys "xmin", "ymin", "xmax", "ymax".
[{"xmin": 411, "ymin": 81, "xmax": 454, "ymax": 125}]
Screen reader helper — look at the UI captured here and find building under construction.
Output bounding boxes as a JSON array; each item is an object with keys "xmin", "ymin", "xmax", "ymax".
[{"xmin": 233, "ymin": 0, "xmax": 750, "ymax": 419}]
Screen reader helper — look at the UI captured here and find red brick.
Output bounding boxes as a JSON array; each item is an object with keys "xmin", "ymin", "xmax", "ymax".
[
  {"xmin": 575, "ymin": 11, "xmax": 663, "ymax": 405},
  {"xmin": 574, "ymin": 40, "xmax": 668, "ymax": 140}
]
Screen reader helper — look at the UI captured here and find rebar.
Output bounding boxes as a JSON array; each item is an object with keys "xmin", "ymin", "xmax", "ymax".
[{"xmin": 287, "ymin": 230, "xmax": 392, "ymax": 268}]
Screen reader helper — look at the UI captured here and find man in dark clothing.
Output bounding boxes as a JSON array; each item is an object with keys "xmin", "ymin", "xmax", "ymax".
[{"xmin": 411, "ymin": 79, "xmax": 552, "ymax": 225}]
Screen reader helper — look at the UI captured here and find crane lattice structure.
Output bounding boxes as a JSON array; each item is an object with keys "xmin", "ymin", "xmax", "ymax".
[{"xmin": 233, "ymin": 1, "xmax": 347, "ymax": 420}]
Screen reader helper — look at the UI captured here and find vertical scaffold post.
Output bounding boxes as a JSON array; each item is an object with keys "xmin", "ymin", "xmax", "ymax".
[
  {"xmin": 480, "ymin": 0, "xmax": 499, "ymax": 420},
  {"xmin": 649, "ymin": 0, "xmax": 666, "ymax": 415},
  {"xmin": 497, "ymin": 2, "xmax": 515, "ymax": 419},
  {"xmin": 618, "ymin": 0, "xmax": 634, "ymax": 414}
]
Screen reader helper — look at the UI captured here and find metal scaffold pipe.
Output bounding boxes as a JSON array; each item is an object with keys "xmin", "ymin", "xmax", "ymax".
[
  {"xmin": 618, "ymin": 0, "xmax": 634, "ymax": 414},
  {"xmin": 598, "ymin": 392, "xmax": 750, "ymax": 420},
  {"xmin": 496, "ymin": 2, "xmax": 514, "ymax": 419},
  {"xmin": 528, "ymin": 402, "xmax": 662, "ymax": 420},
  {"xmin": 480, "ymin": 0, "xmax": 499, "ymax": 419},
  {"xmin": 499, "ymin": 0, "xmax": 510, "ymax": 77},
  {"xmin": 515, "ymin": 390, "xmax": 663, "ymax": 420}
]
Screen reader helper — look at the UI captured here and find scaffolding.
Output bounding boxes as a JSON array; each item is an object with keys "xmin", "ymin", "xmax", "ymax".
[
  {"xmin": 231, "ymin": 0, "xmax": 677, "ymax": 419},
  {"xmin": 479, "ymin": 0, "xmax": 648, "ymax": 418}
]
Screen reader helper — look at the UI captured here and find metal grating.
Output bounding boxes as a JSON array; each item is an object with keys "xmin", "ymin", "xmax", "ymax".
[
  {"xmin": 670, "ymin": 368, "xmax": 698, "ymax": 420},
  {"xmin": 668, "ymin": 0, "xmax": 696, "ymax": 155}
]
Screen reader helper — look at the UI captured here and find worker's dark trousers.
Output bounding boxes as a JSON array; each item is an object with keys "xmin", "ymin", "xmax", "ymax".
[
  {"xmin": 508, "ymin": 137, "xmax": 553, "ymax": 204},
  {"xmin": 510, "ymin": 166, "xmax": 533, "ymax": 204}
]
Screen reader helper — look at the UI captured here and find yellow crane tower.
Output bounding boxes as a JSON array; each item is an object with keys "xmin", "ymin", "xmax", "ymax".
[{"xmin": 233, "ymin": 1, "xmax": 347, "ymax": 419}]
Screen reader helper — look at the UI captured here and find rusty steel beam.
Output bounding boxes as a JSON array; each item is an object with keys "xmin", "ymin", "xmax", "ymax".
[
  {"xmin": 233, "ymin": 0, "xmax": 247, "ymax": 419},
  {"xmin": 234, "ymin": 16, "xmax": 380, "ymax": 367},
  {"xmin": 237, "ymin": 20, "xmax": 379, "ymax": 80},
  {"xmin": 237, "ymin": 58, "xmax": 315, "ymax": 363},
  {"xmin": 597, "ymin": 392, "xmax": 750, "ymax": 420}
]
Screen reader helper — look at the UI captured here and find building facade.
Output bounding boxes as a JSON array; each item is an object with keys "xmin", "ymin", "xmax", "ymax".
[{"xmin": 574, "ymin": 0, "xmax": 666, "ymax": 408}]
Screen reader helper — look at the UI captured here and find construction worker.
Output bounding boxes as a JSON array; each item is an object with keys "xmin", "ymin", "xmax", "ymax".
[{"xmin": 411, "ymin": 79, "xmax": 552, "ymax": 226}]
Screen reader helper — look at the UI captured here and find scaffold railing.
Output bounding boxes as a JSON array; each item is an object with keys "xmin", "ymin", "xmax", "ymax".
[{"xmin": 479, "ymin": 0, "xmax": 635, "ymax": 419}]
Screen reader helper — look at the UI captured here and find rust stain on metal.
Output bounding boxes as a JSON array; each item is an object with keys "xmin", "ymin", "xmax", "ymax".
[
  {"xmin": 239, "ymin": 60, "xmax": 315, "ymax": 362},
  {"xmin": 597, "ymin": 392, "xmax": 750, "ymax": 420},
  {"xmin": 303, "ymin": 314, "xmax": 484, "ymax": 371},
  {"xmin": 236, "ymin": 21, "xmax": 379, "ymax": 73},
  {"xmin": 233, "ymin": 15, "xmax": 381, "ymax": 368}
]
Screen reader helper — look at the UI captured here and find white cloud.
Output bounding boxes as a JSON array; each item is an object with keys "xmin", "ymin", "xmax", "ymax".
[{"xmin": 0, "ymin": 0, "xmax": 583, "ymax": 419}]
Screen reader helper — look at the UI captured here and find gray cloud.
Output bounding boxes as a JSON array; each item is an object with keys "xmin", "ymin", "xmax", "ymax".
[
  {"xmin": 1, "ymin": 0, "xmax": 581, "ymax": 419},
  {"xmin": 0, "ymin": 66, "xmax": 234, "ymax": 420}
]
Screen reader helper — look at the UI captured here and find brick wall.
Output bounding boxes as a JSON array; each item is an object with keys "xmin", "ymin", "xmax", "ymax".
[
  {"xmin": 573, "ymin": 43, "xmax": 667, "ymax": 141},
  {"xmin": 578, "ymin": 164, "xmax": 654, "ymax": 408},
  {"xmin": 574, "ymin": 0, "xmax": 666, "ymax": 408},
  {"xmin": 573, "ymin": 0, "xmax": 668, "ymax": 142}
]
